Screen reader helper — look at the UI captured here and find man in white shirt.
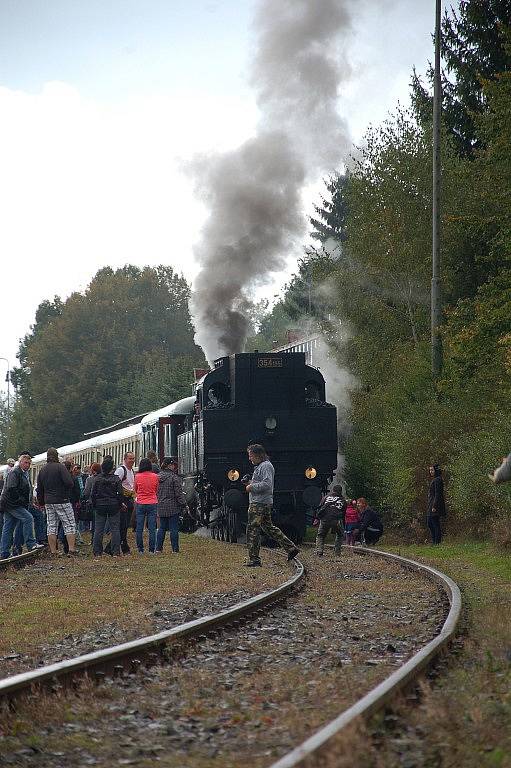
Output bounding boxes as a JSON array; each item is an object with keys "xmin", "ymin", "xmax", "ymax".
[{"xmin": 114, "ymin": 452, "xmax": 135, "ymax": 554}]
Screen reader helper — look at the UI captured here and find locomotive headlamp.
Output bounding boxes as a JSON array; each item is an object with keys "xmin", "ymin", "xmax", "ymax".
[
  {"xmin": 227, "ymin": 469, "xmax": 240, "ymax": 482},
  {"xmin": 305, "ymin": 466, "xmax": 317, "ymax": 479},
  {"xmin": 265, "ymin": 416, "xmax": 277, "ymax": 430}
]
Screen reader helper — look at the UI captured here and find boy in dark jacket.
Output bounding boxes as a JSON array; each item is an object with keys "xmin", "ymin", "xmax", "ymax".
[{"xmin": 315, "ymin": 485, "xmax": 346, "ymax": 556}]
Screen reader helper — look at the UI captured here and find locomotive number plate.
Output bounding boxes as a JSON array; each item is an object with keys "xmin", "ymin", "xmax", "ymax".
[{"xmin": 257, "ymin": 357, "xmax": 283, "ymax": 368}]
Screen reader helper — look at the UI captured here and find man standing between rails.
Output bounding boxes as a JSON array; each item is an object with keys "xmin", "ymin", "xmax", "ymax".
[
  {"xmin": 115, "ymin": 451, "xmax": 136, "ymax": 555},
  {"xmin": 36, "ymin": 448, "xmax": 78, "ymax": 555},
  {"xmin": 244, "ymin": 443, "xmax": 299, "ymax": 567},
  {"xmin": 0, "ymin": 453, "xmax": 42, "ymax": 558}
]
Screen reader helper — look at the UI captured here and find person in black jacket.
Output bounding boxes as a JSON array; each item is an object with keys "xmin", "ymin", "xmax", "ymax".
[
  {"xmin": 91, "ymin": 456, "xmax": 124, "ymax": 556},
  {"xmin": 315, "ymin": 485, "xmax": 346, "ymax": 556},
  {"xmin": 354, "ymin": 498, "xmax": 384, "ymax": 545},
  {"xmin": 427, "ymin": 464, "xmax": 446, "ymax": 545},
  {"xmin": 0, "ymin": 454, "xmax": 40, "ymax": 558}
]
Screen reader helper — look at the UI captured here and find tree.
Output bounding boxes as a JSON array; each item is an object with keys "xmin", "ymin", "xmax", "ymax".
[
  {"xmin": 309, "ymin": 173, "xmax": 349, "ymax": 246},
  {"xmin": 9, "ymin": 266, "xmax": 205, "ymax": 454},
  {"xmin": 413, "ymin": 0, "xmax": 511, "ymax": 156}
]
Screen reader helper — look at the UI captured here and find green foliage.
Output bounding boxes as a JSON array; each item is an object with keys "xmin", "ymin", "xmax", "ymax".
[
  {"xmin": 413, "ymin": 1, "xmax": 511, "ymax": 157},
  {"xmin": 107, "ymin": 353, "xmax": 200, "ymax": 422},
  {"xmin": 279, "ymin": 13, "xmax": 511, "ymax": 538},
  {"xmin": 309, "ymin": 173, "xmax": 349, "ymax": 245},
  {"xmin": 448, "ymin": 414, "xmax": 511, "ymax": 530},
  {"xmin": 9, "ymin": 266, "xmax": 205, "ymax": 454},
  {"xmin": 442, "ymin": 270, "xmax": 511, "ymax": 403}
]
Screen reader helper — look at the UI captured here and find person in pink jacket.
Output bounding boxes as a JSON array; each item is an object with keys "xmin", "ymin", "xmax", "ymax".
[
  {"xmin": 134, "ymin": 458, "xmax": 159, "ymax": 554},
  {"xmin": 344, "ymin": 499, "xmax": 360, "ymax": 546}
]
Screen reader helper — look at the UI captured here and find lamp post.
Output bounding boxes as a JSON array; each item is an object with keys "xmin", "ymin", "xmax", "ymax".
[
  {"xmin": 431, "ymin": 0, "xmax": 443, "ymax": 377},
  {"xmin": 0, "ymin": 357, "xmax": 10, "ymax": 434}
]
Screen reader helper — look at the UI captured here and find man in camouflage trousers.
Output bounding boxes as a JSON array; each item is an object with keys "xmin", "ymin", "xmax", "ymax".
[{"xmin": 244, "ymin": 444, "xmax": 299, "ymax": 567}]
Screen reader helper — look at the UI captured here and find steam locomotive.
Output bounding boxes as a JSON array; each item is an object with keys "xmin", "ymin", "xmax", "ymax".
[{"xmin": 142, "ymin": 351, "xmax": 338, "ymax": 542}]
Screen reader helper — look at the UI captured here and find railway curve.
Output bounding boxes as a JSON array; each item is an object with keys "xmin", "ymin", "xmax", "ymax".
[
  {"xmin": 0, "ymin": 546, "xmax": 460, "ymax": 768},
  {"xmin": 270, "ymin": 545, "xmax": 462, "ymax": 768}
]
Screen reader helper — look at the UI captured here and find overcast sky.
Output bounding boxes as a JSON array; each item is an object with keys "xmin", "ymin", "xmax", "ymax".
[{"xmin": 0, "ymin": 0, "xmax": 444, "ymax": 391}]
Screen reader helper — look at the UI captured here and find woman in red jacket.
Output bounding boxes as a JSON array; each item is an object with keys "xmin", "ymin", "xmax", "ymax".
[{"xmin": 134, "ymin": 458, "xmax": 159, "ymax": 554}]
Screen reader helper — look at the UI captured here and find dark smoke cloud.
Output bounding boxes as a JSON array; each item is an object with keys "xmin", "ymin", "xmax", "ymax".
[{"xmin": 190, "ymin": 0, "xmax": 353, "ymax": 364}]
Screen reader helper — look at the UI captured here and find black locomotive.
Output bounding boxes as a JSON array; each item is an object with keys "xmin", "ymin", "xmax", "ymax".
[{"xmin": 173, "ymin": 351, "xmax": 338, "ymax": 542}]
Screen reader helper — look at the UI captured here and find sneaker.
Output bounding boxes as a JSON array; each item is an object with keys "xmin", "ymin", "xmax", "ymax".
[
  {"xmin": 28, "ymin": 544, "xmax": 45, "ymax": 552},
  {"xmin": 244, "ymin": 560, "xmax": 262, "ymax": 567},
  {"xmin": 316, "ymin": 551, "xmax": 324, "ymax": 557},
  {"xmin": 287, "ymin": 547, "xmax": 300, "ymax": 561}
]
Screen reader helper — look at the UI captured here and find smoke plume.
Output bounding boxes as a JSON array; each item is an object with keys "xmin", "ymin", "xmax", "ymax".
[{"xmin": 190, "ymin": 0, "xmax": 352, "ymax": 364}]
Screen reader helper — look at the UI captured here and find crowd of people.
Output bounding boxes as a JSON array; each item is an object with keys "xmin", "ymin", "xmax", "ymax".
[
  {"xmin": 0, "ymin": 449, "xmax": 188, "ymax": 559},
  {"xmin": 1, "ymin": 444, "xmax": 509, "ymax": 562}
]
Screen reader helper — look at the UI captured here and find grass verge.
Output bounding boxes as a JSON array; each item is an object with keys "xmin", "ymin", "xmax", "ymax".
[
  {"xmin": 0, "ymin": 533, "xmax": 286, "ymax": 659},
  {"xmin": 363, "ymin": 540, "xmax": 511, "ymax": 768}
]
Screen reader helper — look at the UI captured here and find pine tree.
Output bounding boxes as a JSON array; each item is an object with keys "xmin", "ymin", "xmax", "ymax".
[
  {"xmin": 309, "ymin": 173, "xmax": 349, "ymax": 245},
  {"xmin": 412, "ymin": 1, "xmax": 511, "ymax": 156}
]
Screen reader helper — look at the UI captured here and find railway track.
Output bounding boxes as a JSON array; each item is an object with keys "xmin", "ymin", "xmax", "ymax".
[
  {"xmin": 270, "ymin": 546, "xmax": 461, "ymax": 768},
  {"xmin": 0, "ymin": 555, "xmax": 304, "ymax": 701},
  {"xmin": 0, "ymin": 546, "xmax": 460, "ymax": 768},
  {"xmin": 0, "ymin": 548, "xmax": 43, "ymax": 571}
]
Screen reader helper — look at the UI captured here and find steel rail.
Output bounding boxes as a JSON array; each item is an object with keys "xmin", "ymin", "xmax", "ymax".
[
  {"xmin": 0, "ymin": 548, "xmax": 42, "ymax": 571},
  {"xmin": 0, "ymin": 557, "xmax": 305, "ymax": 701},
  {"xmin": 269, "ymin": 546, "xmax": 462, "ymax": 768}
]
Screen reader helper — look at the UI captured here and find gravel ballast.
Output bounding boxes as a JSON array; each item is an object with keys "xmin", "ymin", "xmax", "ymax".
[{"xmin": 1, "ymin": 548, "xmax": 447, "ymax": 768}]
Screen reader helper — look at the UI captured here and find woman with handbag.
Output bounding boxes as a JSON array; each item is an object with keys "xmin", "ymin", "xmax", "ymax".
[{"xmin": 156, "ymin": 457, "xmax": 188, "ymax": 554}]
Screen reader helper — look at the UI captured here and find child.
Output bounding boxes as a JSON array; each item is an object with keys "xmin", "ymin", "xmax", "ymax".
[{"xmin": 344, "ymin": 499, "xmax": 360, "ymax": 546}]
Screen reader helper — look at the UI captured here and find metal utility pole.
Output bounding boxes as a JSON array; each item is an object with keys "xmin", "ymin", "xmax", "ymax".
[
  {"xmin": 0, "ymin": 357, "xmax": 10, "ymax": 442},
  {"xmin": 431, "ymin": 0, "xmax": 443, "ymax": 377}
]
